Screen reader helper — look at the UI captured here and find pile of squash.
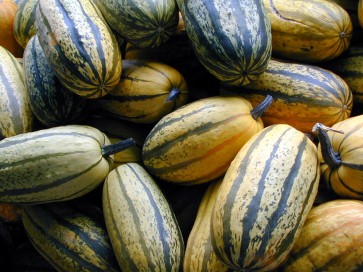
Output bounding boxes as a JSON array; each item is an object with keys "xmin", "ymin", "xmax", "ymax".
[{"xmin": 1, "ymin": 0, "xmax": 363, "ymax": 271}]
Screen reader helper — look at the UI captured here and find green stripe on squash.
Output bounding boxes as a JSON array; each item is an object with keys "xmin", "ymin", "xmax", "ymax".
[
  {"xmin": 0, "ymin": 46, "xmax": 33, "ymax": 139},
  {"xmin": 142, "ymin": 95, "xmax": 272, "ymax": 184},
  {"xmin": 0, "ymin": 125, "xmax": 135, "ymax": 204},
  {"xmin": 22, "ymin": 202, "xmax": 120, "ymax": 271},
  {"xmin": 36, "ymin": 0, "xmax": 122, "ymax": 99},
  {"xmin": 102, "ymin": 163, "xmax": 184, "ymax": 271},
  {"xmin": 181, "ymin": 0, "xmax": 272, "ymax": 86},
  {"xmin": 94, "ymin": 0, "xmax": 179, "ymax": 48},
  {"xmin": 211, "ymin": 124, "xmax": 320, "ymax": 271}
]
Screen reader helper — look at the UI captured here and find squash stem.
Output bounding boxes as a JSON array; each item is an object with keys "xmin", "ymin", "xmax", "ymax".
[
  {"xmin": 102, "ymin": 138, "xmax": 136, "ymax": 157},
  {"xmin": 250, "ymin": 95, "xmax": 273, "ymax": 120},
  {"xmin": 165, "ymin": 88, "xmax": 181, "ymax": 102},
  {"xmin": 312, "ymin": 123, "xmax": 343, "ymax": 169}
]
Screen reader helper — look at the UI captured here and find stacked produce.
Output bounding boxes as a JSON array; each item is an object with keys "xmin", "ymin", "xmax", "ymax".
[{"xmin": 1, "ymin": 0, "xmax": 363, "ymax": 271}]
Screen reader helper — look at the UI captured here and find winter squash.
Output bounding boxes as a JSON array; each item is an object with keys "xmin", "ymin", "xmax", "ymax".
[
  {"xmin": 281, "ymin": 199, "xmax": 363, "ymax": 271},
  {"xmin": 0, "ymin": 0, "xmax": 24, "ymax": 57},
  {"xmin": 211, "ymin": 124, "xmax": 320, "ymax": 271},
  {"xmin": 142, "ymin": 95, "xmax": 272, "ymax": 184}
]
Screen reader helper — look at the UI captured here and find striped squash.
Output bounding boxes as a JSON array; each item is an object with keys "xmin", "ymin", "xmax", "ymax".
[
  {"xmin": 124, "ymin": 36, "xmax": 221, "ymax": 103},
  {"xmin": 13, "ymin": 0, "xmax": 38, "ymax": 48},
  {"xmin": 23, "ymin": 35, "xmax": 88, "ymax": 128},
  {"xmin": 0, "ymin": 45, "xmax": 33, "ymax": 139},
  {"xmin": 142, "ymin": 95, "xmax": 271, "ymax": 185},
  {"xmin": 323, "ymin": 45, "xmax": 363, "ymax": 104},
  {"xmin": 263, "ymin": 0, "xmax": 353, "ymax": 63},
  {"xmin": 93, "ymin": 60, "xmax": 189, "ymax": 124},
  {"xmin": 220, "ymin": 58, "xmax": 353, "ymax": 133},
  {"xmin": 35, "ymin": 0, "xmax": 122, "ymax": 99},
  {"xmin": 181, "ymin": 0, "xmax": 272, "ymax": 86},
  {"xmin": 22, "ymin": 202, "xmax": 120, "ymax": 272},
  {"xmin": 183, "ymin": 178, "xmax": 237, "ymax": 272},
  {"xmin": 312, "ymin": 115, "xmax": 363, "ymax": 200},
  {"xmin": 281, "ymin": 199, "xmax": 363, "ymax": 271},
  {"xmin": 0, "ymin": 124, "xmax": 135, "ymax": 204},
  {"xmin": 211, "ymin": 124, "xmax": 320, "ymax": 271},
  {"xmin": 102, "ymin": 163, "xmax": 184, "ymax": 272},
  {"xmin": 123, "ymin": 28, "xmax": 211, "ymax": 86},
  {"xmin": 94, "ymin": 0, "xmax": 179, "ymax": 48}
]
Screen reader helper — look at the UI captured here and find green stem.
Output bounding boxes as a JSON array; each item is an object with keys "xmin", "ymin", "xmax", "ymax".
[
  {"xmin": 101, "ymin": 138, "xmax": 136, "ymax": 157},
  {"xmin": 165, "ymin": 88, "xmax": 181, "ymax": 102},
  {"xmin": 312, "ymin": 123, "xmax": 343, "ymax": 169},
  {"xmin": 250, "ymin": 95, "xmax": 273, "ymax": 120}
]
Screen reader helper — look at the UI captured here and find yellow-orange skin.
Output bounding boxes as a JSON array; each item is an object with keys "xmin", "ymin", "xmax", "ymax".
[
  {"xmin": 0, "ymin": 0, "xmax": 24, "ymax": 57},
  {"xmin": 282, "ymin": 199, "xmax": 363, "ymax": 271}
]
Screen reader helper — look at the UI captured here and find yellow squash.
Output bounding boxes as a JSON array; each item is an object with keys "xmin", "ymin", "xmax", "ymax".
[
  {"xmin": 281, "ymin": 199, "xmax": 363, "ymax": 271},
  {"xmin": 263, "ymin": 0, "xmax": 353, "ymax": 62},
  {"xmin": 142, "ymin": 95, "xmax": 272, "ymax": 185}
]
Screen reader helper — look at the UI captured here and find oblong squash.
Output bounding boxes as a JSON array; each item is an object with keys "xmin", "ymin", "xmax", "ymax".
[
  {"xmin": 23, "ymin": 35, "xmax": 88, "ymax": 127},
  {"xmin": 211, "ymin": 124, "xmax": 320, "ymax": 271},
  {"xmin": 102, "ymin": 163, "xmax": 184, "ymax": 272},
  {"xmin": 95, "ymin": 0, "xmax": 179, "ymax": 48},
  {"xmin": 123, "ymin": 21, "xmax": 219, "ymax": 99},
  {"xmin": 264, "ymin": 0, "xmax": 353, "ymax": 62},
  {"xmin": 142, "ymin": 95, "xmax": 270, "ymax": 185},
  {"xmin": 281, "ymin": 199, "xmax": 363, "ymax": 272},
  {"xmin": 22, "ymin": 202, "xmax": 120, "ymax": 272},
  {"xmin": 35, "ymin": 0, "xmax": 122, "ymax": 98},
  {"xmin": 0, "ymin": 125, "xmax": 134, "ymax": 204},
  {"xmin": 221, "ymin": 58, "xmax": 353, "ymax": 133},
  {"xmin": 0, "ymin": 45, "xmax": 33, "ymax": 139},
  {"xmin": 93, "ymin": 59, "xmax": 189, "ymax": 124},
  {"xmin": 181, "ymin": 0, "xmax": 272, "ymax": 86}
]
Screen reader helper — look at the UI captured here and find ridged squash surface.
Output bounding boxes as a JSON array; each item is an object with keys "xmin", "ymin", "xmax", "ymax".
[
  {"xmin": 221, "ymin": 59, "xmax": 353, "ymax": 133},
  {"xmin": 182, "ymin": 0, "xmax": 272, "ymax": 86},
  {"xmin": 102, "ymin": 163, "xmax": 184, "ymax": 272},
  {"xmin": 263, "ymin": 0, "xmax": 353, "ymax": 62},
  {"xmin": 35, "ymin": 0, "xmax": 122, "ymax": 98},
  {"xmin": 95, "ymin": 0, "xmax": 179, "ymax": 48},
  {"xmin": 0, "ymin": 125, "xmax": 113, "ymax": 204},
  {"xmin": 281, "ymin": 199, "xmax": 363, "ymax": 271},
  {"xmin": 211, "ymin": 124, "xmax": 320, "ymax": 271},
  {"xmin": 22, "ymin": 202, "xmax": 120, "ymax": 272},
  {"xmin": 142, "ymin": 96, "xmax": 264, "ymax": 185},
  {"xmin": 0, "ymin": 45, "xmax": 33, "ymax": 139},
  {"xmin": 94, "ymin": 59, "xmax": 189, "ymax": 124},
  {"xmin": 23, "ymin": 35, "xmax": 88, "ymax": 127}
]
